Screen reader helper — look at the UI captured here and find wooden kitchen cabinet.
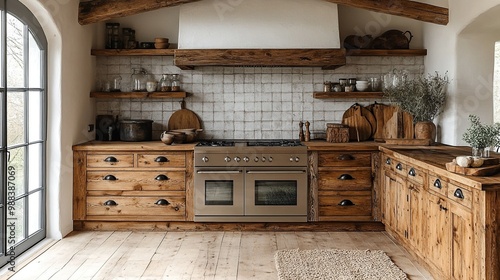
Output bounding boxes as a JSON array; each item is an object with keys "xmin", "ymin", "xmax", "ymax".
[{"xmin": 73, "ymin": 142, "xmax": 195, "ymax": 229}]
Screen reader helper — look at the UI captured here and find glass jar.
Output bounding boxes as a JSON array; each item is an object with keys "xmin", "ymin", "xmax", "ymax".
[
  {"xmin": 131, "ymin": 68, "xmax": 147, "ymax": 92},
  {"xmin": 159, "ymin": 74, "xmax": 172, "ymax": 92},
  {"xmin": 171, "ymin": 74, "xmax": 181, "ymax": 92},
  {"xmin": 146, "ymin": 74, "xmax": 157, "ymax": 93},
  {"xmin": 111, "ymin": 75, "xmax": 122, "ymax": 92},
  {"xmin": 122, "ymin": 28, "xmax": 131, "ymax": 50},
  {"xmin": 105, "ymin": 23, "xmax": 113, "ymax": 49},
  {"xmin": 111, "ymin": 23, "xmax": 121, "ymax": 49}
]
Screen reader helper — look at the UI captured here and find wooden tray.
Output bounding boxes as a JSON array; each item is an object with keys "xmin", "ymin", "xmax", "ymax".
[{"xmin": 445, "ymin": 160, "xmax": 500, "ymax": 176}]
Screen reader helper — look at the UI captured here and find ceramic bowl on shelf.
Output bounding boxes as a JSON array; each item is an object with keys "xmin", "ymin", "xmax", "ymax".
[{"xmin": 356, "ymin": 81, "xmax": 369, "ymax": 91}]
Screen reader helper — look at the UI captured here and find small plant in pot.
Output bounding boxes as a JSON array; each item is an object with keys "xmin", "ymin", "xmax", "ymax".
[
  {"xmin": 383, "ymin": 70, "xmax": 449, "ymax": 142},
  {"xmin": 462, "ymin": 115, "xmax": 500, "ymax": 157}
]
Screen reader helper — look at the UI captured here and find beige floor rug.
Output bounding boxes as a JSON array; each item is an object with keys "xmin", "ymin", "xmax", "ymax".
[{"xmin": 275, "ymin": 248, "xmax": 409, "ymax": 280}]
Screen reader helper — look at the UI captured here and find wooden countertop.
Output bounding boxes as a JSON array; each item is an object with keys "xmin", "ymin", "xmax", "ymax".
[
  {"xmin": 304, "ymin": 140, "xmax": 380, "ymax": 151},
  {"xmin": 72, "ymin": 141, "xmax": 197, "ymax": 151},
  {"xmin": 380, "ymin": 145, "xmax": 500, "ymax": 191}
]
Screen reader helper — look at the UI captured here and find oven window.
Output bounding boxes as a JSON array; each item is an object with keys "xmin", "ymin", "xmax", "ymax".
[
  {"xmin": 255, "ymin": 181, "xmax": 297, "ymax": 205},
  {"xmin": 205, "ymin": 181, "xmax": 234, "ymax": 205}
]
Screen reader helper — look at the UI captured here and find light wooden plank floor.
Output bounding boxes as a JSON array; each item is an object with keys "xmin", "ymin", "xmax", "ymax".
[{"xmin": 1, "ymin": 231, "xmax": 433, "ymax": 280}]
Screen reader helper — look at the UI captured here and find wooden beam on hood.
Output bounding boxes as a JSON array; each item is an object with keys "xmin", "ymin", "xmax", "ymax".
[
  {"xmin": 78, "ymin": 0, "xmax": 202, "ymax": 25},
  {"xmin": 325, "ymin": 0, "xmax": 448, "ymax": 25}
]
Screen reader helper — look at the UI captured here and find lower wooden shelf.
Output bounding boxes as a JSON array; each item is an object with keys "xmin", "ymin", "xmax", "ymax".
[
  {"xmin": 313, "ymin": 91, "xmax": 384, "ymax": 99},
  {"xmin": 90, "ymin": 91, "xmax": 188, "ymax": 98}
]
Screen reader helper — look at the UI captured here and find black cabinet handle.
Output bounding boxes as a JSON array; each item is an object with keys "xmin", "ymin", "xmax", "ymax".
[
  {"xmin": 338, "ymin": 174, "xmax": 354, "ymax": 180},
  {"xmin": 338, "ymin": 154, "xmax": 354, "ymax": 161},
  {"xmin": 338, "ymin": 200, "xmax": 355, "ymax": 206},
  {"xmin": 103, "ymin": 175, "xmax": 117, "ymax": 181},
  {"xmin": 434, "ymin": 179, "xmax": 442, "ymax": 189},
  {"xmin": 104, "ymin": 200, "xmax": 118, "ymax": 206},
  {"xmin": 155, "ymin": 199, "xmax": 170, "ymax": 205},
  {"xmin": 454, "ymin": 189, "xmax": 465, "ymax": 199},
  {"xmin": 396, "ymin": 163, "xmax": 403, "ymax": 171},
  {"xmin": 408, "ymin": 168, "xmax": 416, "ymax": 177},
  {"xmin": 385, "ymin": 158, "xmax": 392, "ymax": 165},
  {"xmin": 154, "ymin": 156, "xmax": 169, "ymax": 163},
  {"xmin": 440, "ymin": 205, "xmax": 448, "ymax": 212},
  {"xmin": 104, "ymin": 156, "xmax": 118, "ymax": 163},
  {"xmin": 155, "ymin": 174, "xmax": 169, "ymax": 181}
]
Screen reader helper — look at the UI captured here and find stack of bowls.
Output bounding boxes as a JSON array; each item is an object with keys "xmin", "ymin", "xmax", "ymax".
[
  {"xmin": 355, "ymin": 80, "xmax": 369, "ymax": 92},
  {"xmin": 155, "ymin": 38, "xmax": 170, "ymax": 49}
]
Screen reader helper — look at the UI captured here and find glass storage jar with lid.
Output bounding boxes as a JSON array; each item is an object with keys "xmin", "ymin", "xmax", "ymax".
[
  {"xmin": 131, "ymin": 68, "xmax": 147, "ymax": 92},
  {"xmin": 159, "ymin": 74, "xmax": 172, "ymax": 92},
  {"xmin": 171, "ymin": 74, "xmax": 181, "ymax": 92}
]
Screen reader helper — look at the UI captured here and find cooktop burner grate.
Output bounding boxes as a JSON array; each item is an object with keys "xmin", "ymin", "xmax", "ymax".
[{"xmin": 196, "ymin": 139, "xmax": 303, "ymax": 147}]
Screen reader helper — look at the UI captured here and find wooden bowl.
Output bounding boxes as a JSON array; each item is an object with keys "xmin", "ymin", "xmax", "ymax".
[
  {"xmin": 155, "ymin": 37, "xmax": 169, "ymax": 43},
  {"xmin": 155, "ymin": 42, "xmax": 170, "ymax": 49}
]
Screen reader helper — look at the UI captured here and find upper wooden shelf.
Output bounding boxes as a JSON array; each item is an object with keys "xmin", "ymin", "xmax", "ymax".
[
  {"xmin": 90, "ymin": 91, "xmax": 188, "ymax": 98},
  {"xmin": 91, "ymin": 49, "xmax": 175, "ymax": 56},
  {"xmin": 345, "ymin": 49, "xmax": 427, "ymax": 56},
  {"xmin": 313, "ymin": 91, "xmax": 385, "ymax": 99}
]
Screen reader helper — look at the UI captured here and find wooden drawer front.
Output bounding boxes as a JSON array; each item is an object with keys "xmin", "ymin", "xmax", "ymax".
[
  {"xmin": 137, "ymin": 153, "xmax": 185, "ymax": 168},
  {"xmin": 87, "ymin": 154, "xmax": 134, "ymax": 168},
  {"xmin": 406, "ymin": 165, "xmax": 425, "ymax": 185},
  {"xmin": 383, "ymin": 156, "xmax": 394, "ymax": 171},
  {"xmin": 318, "ymin": 169, "xmax": 372, "ymax": 191},
  {"xmin": 87, "ymin": 196, "xmax": 185, "ymax": 216},
  {"xmin": 319, "ymin": 191, "xmax": 372, "ymax": 216},
  {"xmin": 318, "ymin": 152, "xmax": 371, "ymax": 167},
  {"xmin": 428, "ymin": 174, "xmax": 448, "ymax": 197},
  {"xmin": 394, "ymin": 161, "xmax": 407, "ymax": 177},
  {"xmin": 87, "ymin": 171, "xmax": 185, "ymax": 191},
  {"xmin": 447, "ymin": 183, "xmax": 472, "ymax": 209}
]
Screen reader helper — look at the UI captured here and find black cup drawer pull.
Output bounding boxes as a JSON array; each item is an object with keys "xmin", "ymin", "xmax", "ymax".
[
  {"xmin": 103, "ymin": 175, "xmax": 117, "ymax": 181},
  {"xmin": 434, "ymin": 179, "xmax": 442, "ymax": 189},
  {"xmin": 338, "ymin": 200, "xmax": 355, "ymax": 206},
  {"xmin": 396, "ymin": 163, "xmax": 403, "ymax": 171},
  {"xmin": 338, "ymin": 154, "xmax": 354, "ymax": 161},
  {"xmin": 155, "ymin": 199, "xmax": 170, "ymax": 206},
  {"xmin": 104, "ymin": 156, "xmax": 118, "ymax": 163},
  {"xmin": 454, "ymin": 189, "xmax": 465, "ymax": 199},
  {"xmin": 104, "ymin": 200, "xmax": 118, "ymax": 206},
  {"xmin": 408, "ymin": 168, "xmax": 416, "ymax": 177},
  {"xmin": 338, "ymin": 174, "xmax": 354, "ymax": 180},
  {"xmin": 155, "ymin": 175, "xmax": 169, "ymax": 181},
  {"xmin": 385, "ymin": 158, "xmax": 392, "ymax": 165},
  {"xmin": 155, "ymin": 156, "xmax": 169, "ymax": 163}
]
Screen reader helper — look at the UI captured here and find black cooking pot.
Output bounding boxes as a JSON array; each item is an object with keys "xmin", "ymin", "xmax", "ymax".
[{"xmin": 119, "ymin": 119, "xmax": 153, "ymax": 141}]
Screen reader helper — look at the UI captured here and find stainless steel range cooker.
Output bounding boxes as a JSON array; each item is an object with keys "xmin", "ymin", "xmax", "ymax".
[{"xmin": 194, "ymin": 139, "xmax": 308, "ymax": 222}]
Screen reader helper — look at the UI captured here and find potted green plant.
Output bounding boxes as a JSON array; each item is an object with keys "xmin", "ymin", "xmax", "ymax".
[
  {"xmin": 383, "ymin": 70, "xmax": 448, "ymax": 142},
  {"xmin": 462, "ymin": 115, "xmax": 500, "ymax": 157}
]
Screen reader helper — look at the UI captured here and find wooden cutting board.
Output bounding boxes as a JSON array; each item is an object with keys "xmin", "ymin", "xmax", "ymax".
[
  {"xmin": 446, "ymin": 162, "xmax": 500, "ymax": 176},
  {"xmin": 342, "ymin": 105, "xmax": 372, "ymax": 142},
  {"xmin": 342, "ymin": 104, "xmax": 376, "ymax": 140},
  {"xmin": 371, "ymin": 104, "xmax": 414, "ymax": 140},
  {"xmin": 168, "ymin": 100, "xmax": 202, "ymax": 131}
]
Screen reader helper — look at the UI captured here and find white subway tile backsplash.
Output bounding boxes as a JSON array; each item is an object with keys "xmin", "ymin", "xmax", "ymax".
[{"xmin": 95, "ymin": 56, "xmax": 423, "ymax": 139}]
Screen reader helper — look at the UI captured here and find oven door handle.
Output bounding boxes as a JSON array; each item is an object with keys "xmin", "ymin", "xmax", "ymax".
[
  {"xmin": 196, "ymin": 170, "xmax": 243, "ymax": 174},
  {"xmin": 246, "ymin": 170, "xmax": 306, "ymax": 174}
]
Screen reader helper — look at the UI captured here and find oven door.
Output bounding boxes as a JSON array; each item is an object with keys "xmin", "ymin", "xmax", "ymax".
[
  {"xmin": 245, "ymin": 168, "xmax": 307, "ymax": 216},
  {"xmin": 194, "ymin": 168, "xmax": 244, "ymax": 216}
]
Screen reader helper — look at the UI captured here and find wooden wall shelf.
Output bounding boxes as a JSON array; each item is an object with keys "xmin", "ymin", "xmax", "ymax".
[
  {"xmin": 91, "ymin": 49, "xmax": 175, "ymax": 56},
  {"xmin": 313, "ymin": 91, "xmax": 385, "ymax": 99},
  {"xmin": 90, "ymin": 91, "xmax": 188, "ymax": 98},
  {"xmin": 345, "ymin": 49, "xmax": 427, "ymax": 56}
]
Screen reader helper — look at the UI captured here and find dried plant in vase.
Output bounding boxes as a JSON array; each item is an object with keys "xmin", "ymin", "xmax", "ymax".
[
  {"xmin": 462, "ymin": 115, "xmax": 500, "ymax": 157},
  {"xmin": 383, "ymin": 70, "xmax": 448, "ymax": 142}
]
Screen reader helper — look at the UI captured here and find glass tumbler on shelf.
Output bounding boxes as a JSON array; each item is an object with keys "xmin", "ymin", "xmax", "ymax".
[
  {"xmin": 159, "ymin": 74, "xmax": 172, "ymax": 92},
  {"xmin": 171, "ymin": 74, "xmax": 181, "ymax": 92},
  {"xmin": 131, "ymin": 68, "xmax": 147, "ymax": 92}
]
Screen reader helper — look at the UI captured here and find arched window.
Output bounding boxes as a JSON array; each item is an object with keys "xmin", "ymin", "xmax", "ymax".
[{"xmin": 0, "ymin": 0, "xmax": 47, "ymax": 268}]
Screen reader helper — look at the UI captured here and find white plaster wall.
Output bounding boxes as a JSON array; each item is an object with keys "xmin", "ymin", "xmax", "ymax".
[
  {"xmin": 423, "ymin": 0, "xmax": 500, "ymax": 145},
  {"xmin": 21, "ymin": 0, "xmax": 95, "ymax": 239},
  {"xmin": 178, "ymin": 0, "xmax": 340, "ymax": 49}
]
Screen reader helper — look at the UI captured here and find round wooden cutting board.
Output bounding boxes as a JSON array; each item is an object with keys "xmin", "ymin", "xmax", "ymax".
[
  {"xmin": 342, "ymin": 104, "xmax": 375, "ymax": 141},
  {"xmin": 168, "ymin": 100, "xmax": 202, "ymax": 131}
]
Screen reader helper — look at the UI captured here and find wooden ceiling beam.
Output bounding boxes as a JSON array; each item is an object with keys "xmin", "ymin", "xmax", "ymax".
[
  {"xmin": 78, "ymin": 0, "xmax": 202, "ymax": 25},
  {"xmin": 79, "ymin": 0, "xmax": 448, "ymax": 26},
  {"xmin": 325, "ymin": 0, "xmax": 448, "ymax": 25}
]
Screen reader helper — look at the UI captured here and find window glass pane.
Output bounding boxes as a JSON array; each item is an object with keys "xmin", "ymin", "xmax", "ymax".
[
  {"xmin": 7, "ymin": 147, "xmax": 25, "ymax": 197},
  {"xmin": 28, "ymin": 32, "xmax": 41, "ymax": 88},
  {"xmin": 28, "ymin": 90, "xmax": 42, "ymax": 142},
  {"xmin": 7, "ymin": 91, "xmax": 24, "ymax": 146},
  {"xmin": 28, "ymin": 191, "xmax": 42, "ymax": 235},
  {"xmin": 7, "ymin": 197, "xmax": 25, "ymax": 244},
  {"xmin": 28, "ymin": 143, "xmax": 42, "ymax": 192},
  {"xmin": 7, "ymin": 13, "xmax": 24, "ymax": 88}
]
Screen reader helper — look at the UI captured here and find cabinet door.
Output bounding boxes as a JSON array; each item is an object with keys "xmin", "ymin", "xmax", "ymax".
[
  {"xmin": 382, "ymin": 171, "xmax": 396, "ymax": 229},
  {"xmin": 395, "ymin": 175, "xmax": 410, "ymax": 239},
  {"xmin": 450, "ymin": 203, "xmax": 474, "ymax": 280},
  {"xmin": 427, "ymin": 193, "xmax": 451, "ymax": 278},
  {"xmin": 409, "ymin": 182, "xmax": 425, "ymax": 251}
]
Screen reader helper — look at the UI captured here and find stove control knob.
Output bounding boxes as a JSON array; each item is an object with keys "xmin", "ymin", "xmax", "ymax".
[
  {"xmin": 261, "ymin": 157, "xmax": 266, "ymax": 162},
  {"xmin": 234, "ymin": 157, "xmax": 241, "ymax": 162},
  {"xmin": 254, "ymin": 157, "xmax": 259, "ymax": 162},
  {"xmin": 295, "ymin": 157, "xmax": 300, "ymax": 162},
  {"xmin": 268, "ymin": 157, "xmax": 273, "ymax": 162},
  {"xmin": 224, "ymin": 156, "xmax": 231, "ymax": 162},
  {"xmin": 202, "ymin": 156, "xmax": 209, "ymax": 163},
  {"xmin": 243, "ymin": 157, "xmax": 249, "ymax": 162},
  {"xmin": 289, "ymin": 157, "xmax": 294, "ymax": 162}
]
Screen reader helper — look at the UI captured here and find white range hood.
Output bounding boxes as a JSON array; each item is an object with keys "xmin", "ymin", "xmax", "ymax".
[{"xmin": 178, "ymin": 0, "xmax": 340, "ymax": 49}]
